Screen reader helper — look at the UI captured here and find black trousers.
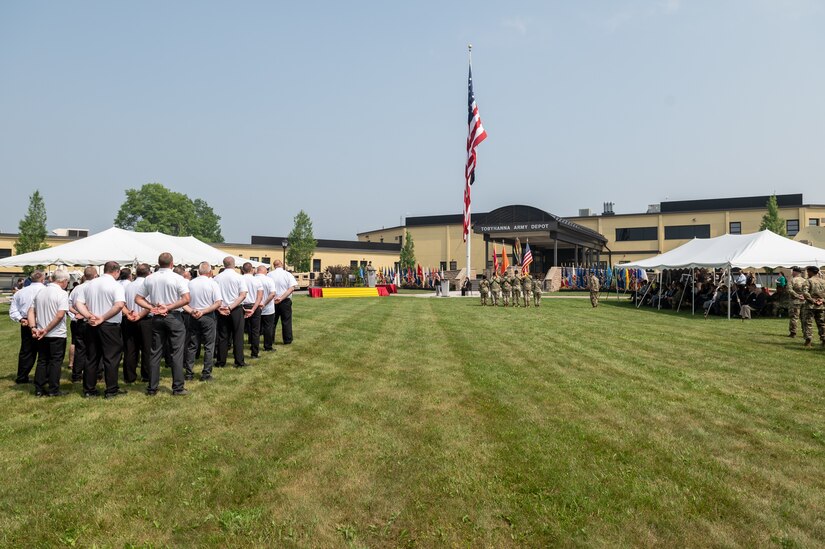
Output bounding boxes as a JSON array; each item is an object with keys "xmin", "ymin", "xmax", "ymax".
[
  {"xmin": 149, "ymin": 312, "xmax": 186, "ymax": 392},
  {"xmin": 244, "ymin": 305, "xmax": 262, "ymax": 358},
  {"xmin": 185, "ymin": 313, "xmax": 217, "ymax": 377},
  {"xmin": 274, "ymin": 299, "xmax": 293, "ymax": 344},
  {"xmin": 216, "ymin": 307, "xmax": 245, "ymax": 366},
  {"xmin": 261, "ymin": 313, "xmax": 275, "ymax": 350},
  {"xmin": 34, "ymin": 337, "xmax": 66, "ymax": 395},
  {"xmin": 85, "ymin": 323, "xmax": 123, "ymax": 395},
  {"xmin": 70, "ymin": 320, "xmax": 88, "ymax": 382},
  {"xmin": 123, "ymin": 317, "xmax": 152, "ymax": 383},
  {"xmin": 16, "ymin": 324, "xmax": 38, "ymax": 383}
]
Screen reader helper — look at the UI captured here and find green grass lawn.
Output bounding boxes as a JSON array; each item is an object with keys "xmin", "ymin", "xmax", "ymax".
[{"xmin": 1, "ymin": 297, "xmax": 823, "ymax": 547}]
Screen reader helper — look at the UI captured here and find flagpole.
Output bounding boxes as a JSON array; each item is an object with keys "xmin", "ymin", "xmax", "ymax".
[{"xmin": 466, "ymin": 43, "xmax": 473, "ymax": 283}]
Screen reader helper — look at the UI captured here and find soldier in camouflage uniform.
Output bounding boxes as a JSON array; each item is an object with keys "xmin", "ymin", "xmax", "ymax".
[
  {"xmin": 787, "ymin": 267, "xmax": 806, "ymax": 338},
  {"xmin": 588, "ymin": 272, "xmax": 600, "ymax": 308},
  {"xmin": 479, "ymin": 275, "xmax": 490, "ymax": 306},
  {"xmin": 533, "ymin": 276, "xmax": 542, "ymax": 307},
  {"xmin": 490, "ymin": 274, "xmax": 501, "ymax": 307},
  {"xmin": 802, "ymin": 266, "xmax": 825, "ymax": 348},
  {"xmin": 511, "ymin": 273, "xmax": 521, "ymax": 307},
  {"xmin": 501, "ymin": 275, "xmax": 511, "ymax": 307},
  {"xmin": 522, "ymin": 273, "xmax": 533, "ymax": 308}
]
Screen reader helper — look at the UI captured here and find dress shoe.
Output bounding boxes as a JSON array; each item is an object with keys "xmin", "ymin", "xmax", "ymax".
[
  {"xmin": 199, "ymin": 375, "xmax": 213, "ymax": 382},
  {"xmin": 172, "ymin": 389, "xmax": 190, "ymax": 396},
  {"xmin": 214, "ymin": 362, "xmax": 226, "ymax": 368},
  {"xmin": 233, "ymin": 363, "xmax": 246, "ymax": 368},
  {"xmin": 145, "ymin": 389, "xmax": 157, "ymax": 396},
  {"xmin": 104, "ymin": 389, "xmax": 128, "ymax": 400},
  {"xmin": 34, "ymin": 391, "xmax": 45, "ymax": 397},
  {"xmin": 15, "ymin": 378, "xmax": 30, "ymax": 385},
  {"xmin": 184, "ymin": 374, "xmax": 194, "ymax": 381},
  {"xmin": 47, "ymin": 391, "xmax": 68, "ymax": 397},
  {"xmin": 83, "ymin": 390, "xmax": 100, "ymax": 398}
]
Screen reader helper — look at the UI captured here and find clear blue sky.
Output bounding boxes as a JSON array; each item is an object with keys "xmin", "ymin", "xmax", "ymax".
[{"xmin": 1, "ymin": 1, "xmax": 823, "ymax": 243}]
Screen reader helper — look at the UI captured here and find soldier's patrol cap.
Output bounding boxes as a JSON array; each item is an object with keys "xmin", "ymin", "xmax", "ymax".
[
  {"xmin": 807, "ymin": 266, "xmax": 820, "ymax": 274},
  {"xmin": 792, "ymin": 266, "xmax": 802, "ymax": 273}
]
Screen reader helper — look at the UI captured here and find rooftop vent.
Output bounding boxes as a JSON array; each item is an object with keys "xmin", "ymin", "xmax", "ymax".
[
  {"xmin": 646, "ymin": 204, "xmax": 661, "ymax": 214},
  {"xmin": 578, "ymin": 208, "xmax": 592, "ymax": 217},
  {"xmin": 602, "ymin": 202, "xmax": 615, "ymax": 216}
]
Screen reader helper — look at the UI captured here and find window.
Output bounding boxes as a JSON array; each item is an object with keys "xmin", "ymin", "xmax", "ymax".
[
  {"xmin": 615, "ymin": 227, "xmax": 657, "ymax": 241},
  {"xmin": 0, "ymin": 248, "xmax": 11, "ymax": 259},
  {"xmin": 380, "ymin": 237, "xmax": 384, "ymax": 243},
  {"xmin": 312, "ymin": 259, "xmax": 321, "ymax": 271},
  {"xmin": 440, "ymin": 261, "xmax": 447, "ymax": 271},
  {"xmin": 360, "ymin": 260, "xmax": 368, "ymax": 268},
  {"xmin": 729, "ymin": 222, "xmax": 741, "ymax": 235},
  {"xmin": 449, "ymin": 261, "xmax": 457, "ymax": 270},
  {"xmin": 787, "ymin": 219, "xmax": 799, "ymax": 236},
  {"xmin": 350, "ymin": 260, "xmax": 358, "ymax": 269},
  {"xmin": 809, "ymin": 218, "xmax": 820, "ymax": 227},
  {"xmin": 249, "ymin": 256, "xmax": 259, "ymax": 262},
  {"xmin": 664, "ymin": 225, "xmax": 711, "ymax": 240},
  {"xmin": 261, "ymin": 257, "xmax": 271, "ymax": 265}
]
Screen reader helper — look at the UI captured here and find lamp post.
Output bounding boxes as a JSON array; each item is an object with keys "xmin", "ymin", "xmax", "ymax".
[{"xmin": 281, "ymin": 239, "xmax": 288, "ymax": 265}]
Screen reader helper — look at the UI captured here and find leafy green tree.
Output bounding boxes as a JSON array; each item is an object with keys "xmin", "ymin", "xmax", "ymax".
[
  {"xmin": 399, "ymin": 230, "xmax": 416, "ymax": 270},
  {"xmin": 15, "ymin": 190, "xmax": 49, "ymax": 275},
  {"xmin": 759, "ymin": 195, "xmax": 786, "ymax": 236},
  {"xmin": 286, "ymin": 210, "xmax": 317, "ymax": 272},
  {"xmin": 114, "ymin": 183, "xmax": 224, "ymax": 242}
]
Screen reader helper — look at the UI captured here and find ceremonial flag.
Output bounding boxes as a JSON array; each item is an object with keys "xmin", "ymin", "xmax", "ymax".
[
  {"xmin": 463, "ymin": 61, "xmax": 488, "ymax": 242},
  {"xmin": 521, "ymin": 242, "xmax": 533, "ymax": 274},
  {"xmin": 492, "ymin": 242, "xmax": 499, "ymax": 274},
  {"xmin": 500, "ymin": 242, "xmax": 509, "ymax": 274},
  {"xmin": 513, "ymin": 237, "xmax": 522, "ymax": 266}
]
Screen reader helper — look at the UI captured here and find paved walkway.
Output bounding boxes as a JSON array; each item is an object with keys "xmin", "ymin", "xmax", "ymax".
[{"xmin": 393, "ymin": 291, "xmax": 591, "ymax": 299}]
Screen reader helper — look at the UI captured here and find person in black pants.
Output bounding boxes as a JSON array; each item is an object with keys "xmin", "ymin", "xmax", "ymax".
[
  {"xmin": 9, "ymin": 270, "xmax": 46, "ymax": 384},
  {"xmin": 135, "ymin": 252, "xmax": 191, "ymax": 396},
  {"xmin": 214, "ymin": 257, "xmax": 249, "ymax": 367},
  {"xmin": 122, "ymin": 263, "xmax": 153, "ymax": 383},
  {"xmin": 75, "ymin": 261, "xmax": 127, "ymax": 399},
  {"xmin": 267, "ymin": 259, "xmax": 298, "ymax": 345},
  {"xmin": 29, "ymin": 270, "xmax": 71, "ymax": 397},
  {"xmin": 241, "ymin": 262, "xmax": 263, "ymax": 359}
]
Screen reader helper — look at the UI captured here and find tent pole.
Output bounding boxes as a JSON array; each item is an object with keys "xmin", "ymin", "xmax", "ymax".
[
  {"xmin": 727, "ymin": 267, "xmax": 731, "ymax": 320},
  {"xmin": 658, "ymin": 271, "xmax": 662, "ymax": 310},
  {"xmin": 692, "ymin": 268, "xmax": 695, "ymax": 316}
]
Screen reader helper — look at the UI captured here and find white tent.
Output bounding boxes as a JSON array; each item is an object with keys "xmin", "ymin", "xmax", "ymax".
[
  {"xmin": 622, "ymin": 230, "xmax": 825, "ymax": 319},
  {"xmin": 0, "ymin": 227, "xmax": 261, "ymax": 268},
  {"xmin": 623, "ymin": 230, "xmax": 825, "ymax": 270}
]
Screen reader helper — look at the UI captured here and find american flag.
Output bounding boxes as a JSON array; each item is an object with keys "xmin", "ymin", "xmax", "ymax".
[
  {"xmin": 521, "ymin": 242, "xmax": 533, "ymax": 274},
  {"xmin": 463, "ymin": 63, "xmax": 488, "ymax": 242}
]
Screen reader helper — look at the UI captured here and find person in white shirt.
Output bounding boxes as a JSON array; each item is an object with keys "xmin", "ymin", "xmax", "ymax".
[
  {"xmin": 68, "ymin": 267, "xmax": 98, "ymax": 383},
  {"xmin": 75, "ymin": 261, "xmax": 127, "ymax": 399},
  {"xmin": 135, "ymin": 252, "xmax": 191, "ymax": 396},
  {"xmin": 122, "ymin": 263, "xmax": 152, "ymax": 384},
  {"xmin": 214, "ymin": 257, "xmax": 248, "ymax": 367},
  {"xmin": 241, "ymin": 262, "xmax": 264, "ymax": 358},
  {"xmin": 268, "ymin": 259, "xmax": 299, "ymax": 344},
  {"xmin": 118, "ymin": 267, "xmax": 133, "ymax": 288},
  {"xmin": 256, "ymin": 266, "xmax": 277, "ymax": 352},
  {"xmin": 27, "ymin": 270, "xmax": 70, "ymax": 397},
  {"xmin": 183, "ymin": 262, "xmax": 223, "ymax": 381},
  {"xmin": 9, "ymin": 270, "xmax": 46, "ymax": 384}
]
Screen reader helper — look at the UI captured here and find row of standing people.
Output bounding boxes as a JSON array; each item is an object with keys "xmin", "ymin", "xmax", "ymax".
[
  {"xmin": 478, "ymin": 273, "xmax": 542, "ymax": 307},
  {"xmin": 9, "ymin": 255, "xmax": 298, "ymax": 398}
]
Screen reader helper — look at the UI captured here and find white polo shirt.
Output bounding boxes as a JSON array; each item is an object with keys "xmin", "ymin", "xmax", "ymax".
[
  {"xmin": 139, "ymin": 268, "xmax": 190, "ymax": 313},
  {"xmin": 256, "ymin": 273, "xmax": 276, "ymax": 315},
  {"xmin": 67, "ymin": 281, "xmax": 89, "ymax": 321},
  {"xmin": 78, "ymin": 274, "xmax": 126, "ymax": 324},
  {"xmin": 188, "ymin": 276, "xmax": 223, "ymax": 311},
  {"xmin": 268, "ymin": 268, "xmax": 299, "ymax": 301},
  {"xmin": 9, "ymin": 282, "xmax": 44, "ymax": 322},
  {"xmin": 124, "ymin": 277, "xmax": 146, "ymax": 315},
  {"xmin": 242, "ymin": 273, "xmax": 263, "ymax": 306},
  {"xmin": 214, "ymin": 269, "xmax": 247, "ymax": 309},
  {"xmin": 32, "ymin": 284, "xmax": 69, "ymax": 338}
]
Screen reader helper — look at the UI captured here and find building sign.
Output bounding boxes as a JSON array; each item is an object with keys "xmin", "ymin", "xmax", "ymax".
[{"xmin": 475, "ymin": 222, "xmax": 553, "ymax": 233}]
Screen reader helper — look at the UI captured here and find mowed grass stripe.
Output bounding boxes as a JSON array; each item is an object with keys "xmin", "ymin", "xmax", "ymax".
[{"xmin": 0, "ymin": 298, "xmax": 824, "ymax": 547}]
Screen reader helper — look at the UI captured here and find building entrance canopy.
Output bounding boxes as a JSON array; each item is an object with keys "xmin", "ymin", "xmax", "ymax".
[{"xmin": 473, "ymin": 205, "xmax": 608, "ymax": 269}]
